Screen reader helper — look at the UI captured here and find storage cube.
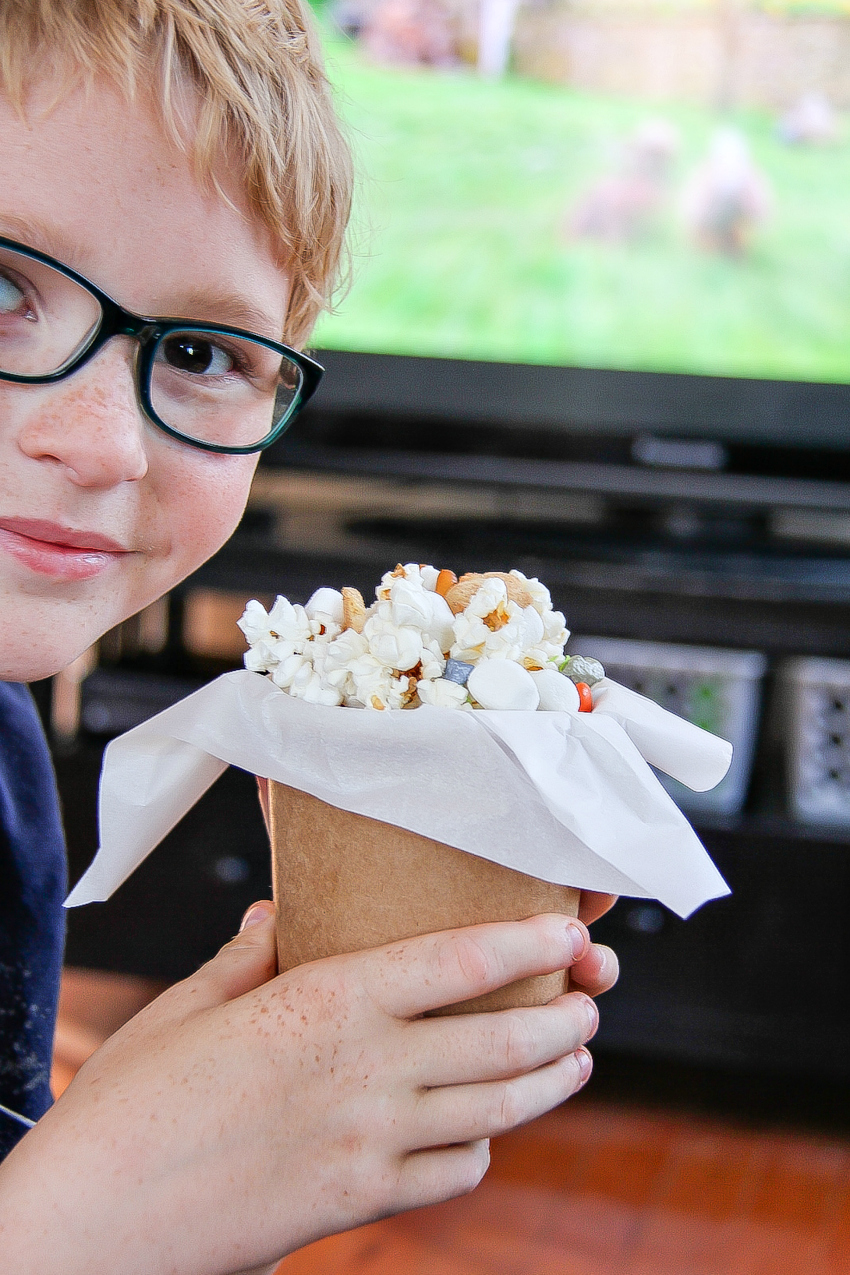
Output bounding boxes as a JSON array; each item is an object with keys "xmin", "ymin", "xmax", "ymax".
[{"xmin": 570, "ymin": 637, "xmax": 767, "ymax": 817}]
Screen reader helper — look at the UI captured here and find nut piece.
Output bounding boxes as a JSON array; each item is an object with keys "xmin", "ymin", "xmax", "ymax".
[
  {"xmin": 444, "ymin": 577, "xmax": 483, "ymax": 615},
  {"xmin": 435, "ymin": 568, "xmax": 458, "ymax": 597},
  {"xmin": 342, "ymin": 586, "xmax": 367, "ymax": 634},
  {"xmin": 444, "ymin": 571, "xmax": 533, "ymax": 615}
]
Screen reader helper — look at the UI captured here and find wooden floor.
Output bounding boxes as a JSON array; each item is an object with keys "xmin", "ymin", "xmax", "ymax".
[{"xmin": 54, "ymin": 970, "xmax": 850, "ymax": 1275}]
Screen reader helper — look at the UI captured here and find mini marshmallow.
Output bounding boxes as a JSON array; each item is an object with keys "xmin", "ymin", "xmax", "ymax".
[
  {"xmin": 305, "ymin": 588, "xmax": 345, "ymax": 625},
  {"xmin": 467, "ymin": 660, "xmax": 540, "ymax": 711},
  {"xmin": 530, "ymin": 667, "xmax": 581, "ymax": 712}
]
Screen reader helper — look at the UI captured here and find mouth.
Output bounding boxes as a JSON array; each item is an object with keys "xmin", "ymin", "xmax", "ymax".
[{"xmin": 0, "ymin": 517, "xmax": 131, "ymax": 581}]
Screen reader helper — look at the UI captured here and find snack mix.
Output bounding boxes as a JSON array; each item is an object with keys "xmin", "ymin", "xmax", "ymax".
[{"xmin": 238, "ymin": 564, "xmax": 605, "ymax": 713}]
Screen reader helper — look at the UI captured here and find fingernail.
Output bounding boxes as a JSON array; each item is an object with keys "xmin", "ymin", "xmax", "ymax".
[
  {"xmin": 567, "ymin": 923, "xmax": 586, "ymax": 961},
  {"xmin": 240, "ymin": 902, "xmax": 272, "ymax": 931},
  {"xmin": 582, "ymin": 996, "xmax": 598, "ymax": 1037},
  {"xmin": 576, "ymin": 1048, "xmax": 593, "ymax": 1085}
]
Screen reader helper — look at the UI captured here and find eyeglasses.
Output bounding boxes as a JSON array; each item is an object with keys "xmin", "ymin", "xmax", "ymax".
[{"xmin": 0, "ymin": 236, "xmax": 323, "ymax": 453}]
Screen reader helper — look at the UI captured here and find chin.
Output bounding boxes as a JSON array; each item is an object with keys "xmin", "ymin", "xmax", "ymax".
[
  {"xmin": 2, "ymin": 650, "xmax": 85, "ymax": 684},
  {"xmin": 0, "ymin": 623, "xmax": 105, "ymax": 684}
]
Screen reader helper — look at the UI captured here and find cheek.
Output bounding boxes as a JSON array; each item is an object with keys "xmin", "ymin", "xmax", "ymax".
[{"xmin": 157, "ymin": 452, "xmax": 258, "ymax": 580}]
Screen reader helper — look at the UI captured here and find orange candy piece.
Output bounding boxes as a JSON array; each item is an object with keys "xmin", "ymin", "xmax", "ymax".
[
  {"xmin": 435, "ymin": 569, "xmax": 458, "ymax": 597},
  {"xmin": 576, "ymin": 682, "xmax": 593, "ymax": 712}
]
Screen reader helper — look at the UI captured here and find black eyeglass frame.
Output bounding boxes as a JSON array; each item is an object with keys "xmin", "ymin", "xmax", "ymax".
[{"xmin": 0, "ymin": 235, "xmax": 324, "ymax": 454}]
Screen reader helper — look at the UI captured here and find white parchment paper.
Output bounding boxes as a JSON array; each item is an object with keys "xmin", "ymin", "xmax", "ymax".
[{"xmin": 65, "ymin": 670, "xmax": 732, "ymax": 919}]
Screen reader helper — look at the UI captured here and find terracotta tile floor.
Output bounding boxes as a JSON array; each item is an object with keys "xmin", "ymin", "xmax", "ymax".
[
  {"xmin": 54, "ymin": 970, "xmax": 850, "ymax": 1275},
  {"xmin": 278, "ymin": 1102, "xmax": 850, "ymax": 1275}
]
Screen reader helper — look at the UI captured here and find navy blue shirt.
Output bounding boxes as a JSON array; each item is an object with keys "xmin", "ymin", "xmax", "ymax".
[{"xmin": 0, "ymin": 682, "xmax": 66, "ymax": 1159}]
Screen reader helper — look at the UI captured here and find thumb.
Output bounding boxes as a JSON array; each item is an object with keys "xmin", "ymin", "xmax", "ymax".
[{"xmin": 190, "ymin": 900, "xmax": 279, "ymax": 1007}]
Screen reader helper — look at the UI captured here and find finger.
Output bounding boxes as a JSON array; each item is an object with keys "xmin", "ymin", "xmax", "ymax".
[
  {"xmin": 361, "ymin": 915, "xmax": 589, "ymax": 1019},
  {"xmin": 578, "ymin": 891, "xmax": 618, "ymax": 926},
  {"xmin": 416, "ymin": 1048, "xmax": 592, "ymax": 1146},
  {"xmin": 570, "ymin": 943, "xmax": 619, "ymax": 998},
  {"xmin": 396, "ymin": 1140, "xmax": 491, "ymax": 1212},
  {"xmin": 184, "ymin": 901, "xmax": 278, "ymax": 1008},
  {"xmin": 407, "ymin": 992, "xmax": 597, "ymax": 1087}
]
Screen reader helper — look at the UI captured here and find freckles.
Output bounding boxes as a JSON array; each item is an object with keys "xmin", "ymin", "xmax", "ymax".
[{"xmin": 161, "ymin": 452, "xmax": 257, "ymax": 562}]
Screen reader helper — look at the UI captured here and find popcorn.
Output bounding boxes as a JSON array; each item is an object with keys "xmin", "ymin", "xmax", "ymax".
[
  {"xmin": 237, "ymin": 598, "xmax": 278, "ymax": 648},
  {"xmin": 237, "ymin": 597, "xmax": 320, "ymax": 678},
  {"xmin": 270, "ymin": 651, "xmax": 311, "ymax": 691},
  {"xmin": 347, "ymin": 654, "xmax": 411, "ymax": 710},
  {"xmin": 387, "ymin": 577, "xmax": 455, "ymax": 651},
  {"xmin": 376, "ymin": 562, "xmax": 438, "ymax": 600},
  {"xmin": 419, "ymin": 638, "xmax": 446, "ymax": 682},
  {"xmin": 364, "ymin": 614, "xmax": 423, "ymax": 672},
  {"xmin": 450, "ymin": 578, "xmax": 551, "ymax": 667},
  {"xmin": 237, "ymin": 564, "xmax": 601, "ymax": 713},
  {"xmin": 418, "ymin": 678, "xmax": 470, "ymax": 708},
  {"xmin": 305, "ymin": 587, "xmax": 345, "ymax": 627},
  {"xmin": 509, "ymin": 569, "xmax": 552, "ymax": 614},
  {"xmin": 287, "ymin": 661, "xmax": 344, "ymax": 706}
]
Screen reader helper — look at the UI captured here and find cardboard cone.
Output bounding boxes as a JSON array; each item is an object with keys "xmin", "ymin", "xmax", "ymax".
[{"xmin": 269, "ymin": 782, "xmax": 580, "ymax": 1015}]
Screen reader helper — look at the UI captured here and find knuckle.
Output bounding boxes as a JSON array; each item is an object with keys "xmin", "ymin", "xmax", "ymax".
[
  {"xmin": 494, "ymin": 1080, "xmax": 527, "ymax": 1132},
  {"xmin": 527, "ymin": 913, "xmax": 572, "ymax": 968},
  {"xmin": 500, "ymin": 1013, "xmax": 538, "ymax": 1072},
  {"xmin": 444, "ymin": 932, "xmax": 496, "ymax": 994}
]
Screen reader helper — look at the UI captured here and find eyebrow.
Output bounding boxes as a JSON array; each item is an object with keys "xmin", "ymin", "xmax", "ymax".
[
  {"xmin": 0, "ymin": 214, "xmax": 89, "ymax": 272},
  {"xmin": 0, "ymin": 216, "xmax": 287, "ymax": 341},
  {"xmin": 170, "ymin": 289, "xmax": 285, "ymax": 342}
]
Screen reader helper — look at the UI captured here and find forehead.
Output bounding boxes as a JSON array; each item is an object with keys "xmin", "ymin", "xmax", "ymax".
[{"xmin": 0, "ymin": 78, "xmax": 289, "ymax": 338}]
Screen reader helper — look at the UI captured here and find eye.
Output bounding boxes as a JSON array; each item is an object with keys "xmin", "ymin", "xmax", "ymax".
[
  {"xmin": 160, "ymin": 334, "xmax": 235, "ymax": 377},
  {"xmin": 0, "ymin": 273, "xmax": 28, "ymax": 316}
]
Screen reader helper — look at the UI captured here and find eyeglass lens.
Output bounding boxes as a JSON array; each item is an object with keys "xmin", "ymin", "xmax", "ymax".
[
  {"xmin": 150, "ymin": 330, "xmax": 301, "ymax": 449},
  {"xmin": 0, "ymin": 243, "xmax": 101, "ymax": 376},
  {"xmin": 0, "ymin": 243, "xmax": 303, "ymax": 449}
]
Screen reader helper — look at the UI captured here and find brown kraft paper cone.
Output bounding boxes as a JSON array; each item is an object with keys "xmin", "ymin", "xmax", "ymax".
[{"xmin": 269, "ymin": 781, "xmax": 580, "ymax": 1016}]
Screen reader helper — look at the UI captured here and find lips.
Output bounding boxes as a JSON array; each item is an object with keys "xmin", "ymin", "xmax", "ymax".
[
  {"xmin": 0, "ymin": 518, "xmax": 127, "ymax": 553},
  {"xmin": 0, "ymin": 517, "xmax": 130, "ymax": 581}
]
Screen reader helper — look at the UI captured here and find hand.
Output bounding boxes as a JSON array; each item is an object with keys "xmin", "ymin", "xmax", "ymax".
[
  {"xmin": 260, "ymin": 779, "xmax": 619, "ymax": 1004},
  {"xmin": 572, "ymin": 891, "xmax": 619, "ymax": 999},
  {"xmin": 0, "ymin": 907, "xmax": 599, "ymax": 1275}
]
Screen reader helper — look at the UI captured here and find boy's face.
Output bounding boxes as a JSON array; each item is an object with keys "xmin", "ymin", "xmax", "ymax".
[{"xmin": 0, "ymin": 78, "xmax": 290, "ymax": 681}]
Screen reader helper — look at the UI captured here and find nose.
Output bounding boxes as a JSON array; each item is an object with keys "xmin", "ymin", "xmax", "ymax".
[{"xmin": 15, "ymin": 338, "xmax": 149, "ymax": 487}]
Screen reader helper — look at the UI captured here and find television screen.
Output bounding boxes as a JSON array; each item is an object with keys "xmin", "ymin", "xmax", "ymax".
[{"xmin": 311, "ymin": 0, "xmax": 850, "ymax": 386}]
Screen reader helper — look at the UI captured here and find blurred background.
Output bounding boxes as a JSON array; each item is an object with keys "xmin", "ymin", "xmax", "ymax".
[{"xmin": 39, "ymin": 1, "xmax": 850, "ymax": 1269}]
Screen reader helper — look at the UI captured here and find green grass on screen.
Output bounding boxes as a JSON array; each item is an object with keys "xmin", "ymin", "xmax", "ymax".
[{"xmin": 313, "ymin": 30, "xmax": 850, "ymax": 383}]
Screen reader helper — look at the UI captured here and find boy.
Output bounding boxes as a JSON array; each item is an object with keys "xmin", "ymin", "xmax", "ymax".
[{"xmin": 0, "ymin": 2, "xmax": 617, "ymax": 1271}]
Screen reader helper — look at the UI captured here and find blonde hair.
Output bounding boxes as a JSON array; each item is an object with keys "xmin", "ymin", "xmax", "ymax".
[{"xmin": 0, "ymin": 0, "xmax": 353, "ymax": 347}]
